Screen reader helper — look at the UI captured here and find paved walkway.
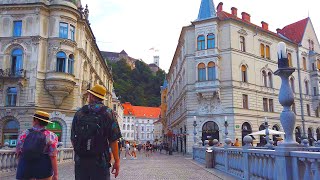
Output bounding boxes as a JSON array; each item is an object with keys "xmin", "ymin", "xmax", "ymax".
[{"xmin": 3, "ymin": 151, "xmax": 237, "ymax": 180}]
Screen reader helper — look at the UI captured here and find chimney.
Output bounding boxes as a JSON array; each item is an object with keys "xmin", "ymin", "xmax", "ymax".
[
  {"xmin": 217, "ymin": 2, "xmax": 223, "ymax": 12},
  {"xmin": 261, "ymin": 21, "xmax": 269, "ymax": 30},
  {"xmin": 276, "ymin": 28, "xmax": 281, "ymax": 34},
  {"xmin": 231, "ymin": 7, "xmax": 238, "ymax": 16},
  {"xmin": 241, "ymin": 12, "xmax": 251, "ymax": 22}
]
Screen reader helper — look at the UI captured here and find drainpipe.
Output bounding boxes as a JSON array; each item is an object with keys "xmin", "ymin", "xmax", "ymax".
[{"xmin": 296, "ymin": 45, "xmax": 307, "ymax": 140}]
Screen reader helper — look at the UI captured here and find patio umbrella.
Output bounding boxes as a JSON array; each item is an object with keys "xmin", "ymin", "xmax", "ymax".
[{"xmin": 248, "ymin": 129, "xmax": 285, "ymax": 136}]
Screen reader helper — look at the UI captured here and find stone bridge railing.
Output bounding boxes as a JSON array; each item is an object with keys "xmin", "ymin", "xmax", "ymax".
[
  {"xmin": 193, "ymin": 146, "xmax": 320, "ymax": 180},
  {"xmin": 0, "ymin": 148, "xmax": 74, "ymax": 176}
]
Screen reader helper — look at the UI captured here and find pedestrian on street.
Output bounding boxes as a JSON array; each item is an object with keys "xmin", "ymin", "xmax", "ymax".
[
  {"xmin": 123, "ymin": 141, "xmax": 132, "ymax": 159},
  {"xmin": 131, "ymin": 142, "xmax": 137, "ymax": 159},
  {"xmin": 71, "ymin": 84, "xmax": 122, "ymax": 180},
  {"xmin": 16, "ymin": 111, "xmax": 59, "ymax": 180},
  {"xmin": 234, "ymin": 138, "xmax": 241, "ymax": 147}
]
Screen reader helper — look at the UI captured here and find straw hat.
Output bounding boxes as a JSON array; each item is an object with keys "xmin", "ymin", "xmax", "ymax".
[
  {"xmin": 276, "ymin": 137, "xmax": 283, "ymax": 140},
  {"xmin": 32, "ymin": 111, "xmax": 52, "ymax": 124},
  {"xmin": 87, "ymin": 84, "xmax": 107, "ymax": 100}
]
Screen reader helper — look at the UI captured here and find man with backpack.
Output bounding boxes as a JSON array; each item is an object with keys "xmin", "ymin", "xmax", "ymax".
[
  {"xmin": 16, "ymin": 110, "xmax": 59, "ymax": 180},
  {"xmin": 71, "ymin": 84, "xmax": 122, "ymax": 180}
]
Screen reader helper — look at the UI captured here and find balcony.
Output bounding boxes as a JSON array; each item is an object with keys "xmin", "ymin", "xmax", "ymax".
[
  {"xmin": 195, "ymin": 80, "xmax": 220, "ymax": 94},
  {"xmin": 44, "ymin": 72, "xmax": 76, "ymax": 107},
  {"xmin": 0, "ymin": 68, "xmax": 26, "ymax": 79}
]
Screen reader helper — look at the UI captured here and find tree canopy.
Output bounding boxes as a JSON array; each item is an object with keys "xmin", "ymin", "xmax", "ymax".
[{"xmin": 108, "ymin": 59, "xmax": 165, "ymax": 107}]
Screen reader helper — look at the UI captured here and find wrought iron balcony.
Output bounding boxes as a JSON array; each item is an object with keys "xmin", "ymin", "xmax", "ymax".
[{"xmin": 0, "ymin": 68, "xmax": 26, "ymax": 79}]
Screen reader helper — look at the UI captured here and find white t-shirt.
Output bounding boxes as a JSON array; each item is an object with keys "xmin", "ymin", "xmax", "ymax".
[{"xmin": 125, "ymin": 144, "xmax": 130, "ymax": 150}]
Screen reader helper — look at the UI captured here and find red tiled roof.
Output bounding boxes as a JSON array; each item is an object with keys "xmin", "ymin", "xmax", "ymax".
[
  {"xmin": 277, "ymin": 18, "xmax": 309, "ymax": 44},
  {"xmin": 122, "ymin": 102, "xmax": 161, "ymax": 119}
]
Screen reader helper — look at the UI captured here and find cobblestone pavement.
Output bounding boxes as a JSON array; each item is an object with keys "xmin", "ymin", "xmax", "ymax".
[{"xmin": 3, "ymin": 151, "xmax": 237, "ymax": 180}]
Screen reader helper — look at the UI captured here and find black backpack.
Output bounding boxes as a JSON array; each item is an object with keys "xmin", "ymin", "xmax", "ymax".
[
  {"xmin": 22, "ymin": 129, "xmax": 46, "ymax": 161},
  {"xmin": 73, "ymin": 105, "xmax": 108, "ymax": 157}
]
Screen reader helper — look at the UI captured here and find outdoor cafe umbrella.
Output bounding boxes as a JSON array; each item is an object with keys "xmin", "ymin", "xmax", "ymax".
[{"xmin": 248, "ymin": 129, "xmax": 285, "ymax": 136}]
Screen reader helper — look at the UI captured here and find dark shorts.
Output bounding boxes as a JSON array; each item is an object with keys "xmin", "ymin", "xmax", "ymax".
[
  {"xmin": 75, "ymin": 155, "xmax": 110, "ymax": 180},
  {"xmin": 16, "ymin": 154, "xmax": 53, "ymax": 179}
]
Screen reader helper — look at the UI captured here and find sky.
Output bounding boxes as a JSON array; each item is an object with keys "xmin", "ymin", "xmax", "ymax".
[{"xmin": 81, "ymin": 0, "xmax": 320, "ymax": 72}]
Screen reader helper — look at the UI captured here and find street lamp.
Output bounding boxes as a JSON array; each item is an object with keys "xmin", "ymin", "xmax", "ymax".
[
  {"xmin": 193, "ymin": 117, "xmax": 198, "ymax": 146},
  {"xmin": 224, "ymin": 116, "xmax": 231, "ymax": 147}
]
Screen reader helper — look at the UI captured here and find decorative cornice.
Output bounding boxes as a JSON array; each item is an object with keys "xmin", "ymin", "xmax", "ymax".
[
  {"xmin": 258, "ymin": 38, "xmax": 272, "ymax": 45},
  {"xmin": 238, "ymin": 28, "xmax": 248, "ymax": 36},
  {"xmin": 60, "ymin": 15, "xmax": 77, "ymax": 24}
]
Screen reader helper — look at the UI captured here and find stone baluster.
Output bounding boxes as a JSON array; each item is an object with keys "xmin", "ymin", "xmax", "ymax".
[
  {"xmin": 311, "ymin": 159, "xmax": 319, "ymax": 180},
  {"xmin": 262, "ymin": 156, "xmax": 268, "ymax": 178},
  {"xmin": 300, "ymin": 158, "xmax": 311, "ymax": 180}
]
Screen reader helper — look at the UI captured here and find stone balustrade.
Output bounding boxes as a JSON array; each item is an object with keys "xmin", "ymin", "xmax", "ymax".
[
  {"xmin": 193, "ymin": 146, "xmax": 320, "ymax": 180},
  {"xmin": 0, "ymin": 148, "xmax": 74, "ymax": 175}
]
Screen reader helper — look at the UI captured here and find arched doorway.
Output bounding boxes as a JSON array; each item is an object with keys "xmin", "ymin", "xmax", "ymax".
[
  {"xmin": 241, "ymin": 122, "xmax": 252, "ymax": 146},
  {"xmin": 258, "ymin": 124, "xmax": 266, "ymax": 147},
  {"xmin": 295, "ymin": 127, "xmax": 302, "ymax": 144},
  {"xmin": 2, "ymin": 120, "xmax": 19, "ymax": 147},
  {"xmin": 47, "ymin": 121, "xmax": 62, "ymax": 142},
  {"xmin": 272, "ymin": 125, "xmax": 280, "ymax": 145},
  {"xmin": 308, "ymin": 128, "xmax": 314, "ymax": 146},
  {"xmin": 202, "ymin": 121, "xmax": 219, "ymax": 143},
  {"xmin": 317, "ymin": 128, "xmax": 320, "ymax": 141}
]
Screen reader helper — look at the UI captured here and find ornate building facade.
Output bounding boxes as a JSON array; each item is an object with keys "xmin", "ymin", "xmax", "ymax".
[
  {"xmin": 167, "ymin": 0, "xmax": 320, "ymax": 154},
  {"xmin": 0, "ymin": 0, "xmax": 113, "ymax": 147}
]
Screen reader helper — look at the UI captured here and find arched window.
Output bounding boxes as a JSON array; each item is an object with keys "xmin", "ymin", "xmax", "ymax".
[
  {"xmin": 288, "ymin": 53, "xmax": 292, "ymax": 67},
  {"xmin": 262, "ymin": 70, "xmax": 267, "ymax": 87},
  {"xmin": 290, "ymin": 77, "xmax": 295, "ymax": 93},
  {"xmin": 241, "ymin": 65, "xmax": 247, "ymax": 82},
  {"xmin": 2, "ymin": 120, "xmax": 19, "ymax": 147},
  {"xmin": 47, "ymin": 121, "xmax": 62, "ymax": 142},
  {"xmin": 56, "ymin": 52, "xmax": 66, "ymax": 72},
  {"xmin": 260, "ymin": 44, "xmax": 265, "ymax": 58},
  {"xmin": 272, "ymin": 125, "xmax": 280, "ymax": 144},
  {"xmin": 240, "ymin": 36, "xmax": 245, "ymax": 52},
  {"xmin": 295, "ymin": 127, "xmax": 302, "ymax": 143},
  {"xmin": 308, "ymin": 128, "xmax": 315, "ymax": 146},
  {"xmin": 11, "ymin": 48, "xmax": 23, "ymax": 76},
  {"xmin": 305, "ymin": 81, "xmax": 309, "ymax": 95},
  {"xmin": 241, "ymin": 122, "xmax": 252, "ymax": 146},
  {"xmin": 6, "ymin": 87, "xmax": 17, "ymax": 107},
  {"xmin": 198, "ymin": 63, "xmax": 206, "ymax": 81},
  {"xmin": 68, "ymin": 54, "xmax": 74, "ymax": 74},
  {"xmin": 197, "ymin": 35, "xmax": 205, "ymax": 50},
  {"xmin": 122, "ymin": 124, "xmax": 125, "ymax": 130},
  {"xmin": 268, "ymin": 72, "xmax": 273, "ymax": 88},
  {"xmin": 131, "ymin": 133, "xmax": 134, "ymax": 138},
  {"xmin": 258, "ymin": 124, "xmax": 266, "ymax": 147},
  {"xmin": 317, "ymin": 128, "xmax": 320, "ymax": 141},
  {"xmin": 127, "ymin": 124, "xmax": 130, "ymax": 130},
  {"xmin": 131, "ymin": 125, "xmax": 134, "ymax": 130},
  {"xmin": 202, "ymin": 121, "xmax": 219, "ymax": 143},
  {"xmin": 207, "ymin": 62, "xmax": 216, "ymax": 81},
  {"xmin": 207, "ymin": 34, "xmax": 215, "ymax": 49},
  {"xmin": 266, "ymin": 45, "xmax": 270, "ymax": 59},
  {"xmin": 126, "ymin": 133, "xmax": 129, "ymax": 138},
  {"xmin": 303, "ymin": 57, "xmax": 307, "ymax": 71}
]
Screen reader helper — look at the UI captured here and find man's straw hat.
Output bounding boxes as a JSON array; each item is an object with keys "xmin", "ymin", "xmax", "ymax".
[{"xmin": 87, "ymin": 84, "xmax": 107, "ymax": 100}]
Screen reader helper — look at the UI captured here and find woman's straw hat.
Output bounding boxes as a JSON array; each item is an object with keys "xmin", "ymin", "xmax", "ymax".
[
  {"xmin": 32, "ymin": 111, "xmax": 52, "ymax": 124},
  {"xmin": 87, "ymin": 84, "xmax": 107, "ymax": 100}
]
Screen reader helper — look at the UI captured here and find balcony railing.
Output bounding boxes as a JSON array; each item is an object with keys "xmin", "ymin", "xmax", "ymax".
[{"xmin": 0, "ymin": 69, "xmax": 26, "ymax": 78}]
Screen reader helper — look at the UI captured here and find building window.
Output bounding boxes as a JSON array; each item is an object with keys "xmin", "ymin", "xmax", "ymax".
[
  {"xmin": 13, "ymin": 21, "xmax": 22, "ymax": 37},
  {"xmin": 310, "ymin": 40, "xmax": 314, "ymax": 51},
  {"xmin": 260, "ymin": 44, "xmax": 265, "ymax": 58},
  {"xmin": 303, "ymin": 57, "xmax": 307, "ymax": 71},
  {"xmin": 122, "ymin": 124, "xmax": 125, "ymax": 130},
  {"xmin": 292, "ymin": 102, "xmax": 296, "ymax": 114},
  {"xmin": 305, "ymin": 81, "xmax": 309, "ymax": 95},
  {"xmin": 127, "ymin": 125, "xmax": 130, "ymax": 130},
  {"xmin": 46, "ymin": 121, "xmax": 62, "ymax": 142},
  {"xmin": 266, "ymin": 45, "xmax": 270, "ymax": 59},
  {"xmin": 241, "ymin": 65, "xmax": 247, "ymax": 82},
  {"xmin": 141, "ymin": 126, "xmax": 144, "ymax": 131},
  {"xmin": 56, "ymin": 52, "xmax": 66, "ymax": 72},
  {"xmin": 262, "ymin": 70, "xmax": 267, "ymax": 87},
  {"xmin": 70, "ymin": 25, "xmax": 75, "ymax": 41},
  {"xmin": 59, "ymin": 22, "xmax": 68, "ymax": 39},
  {"xmin": 198, "ymin": 63, "xmax": 206, "ymax": 81},
  {"xmin": 6, "ymin": 87, "xmax": 17, "ymax": 106},
  {"xmin": 243, "ymin": 94, "xmax": 248, "ymax": 109},
  {"xmin": 197, "ymin": 35, "xmax": 205, "ymax": 50},
  {"xmin": 207, "ymin": 34, "xmax": 215, "ymax": 49},
  {"xmin": 2, "ymin": 120, "xmax": 19, "ymax": 147},
  {"xmin": 268, "ymin": 72, "xmax": 273, "ymax": 88},
  {"xmin": 317, "ymin": 59, "xmax": 320, "ymax": 71},
  {"xmin": 290, "ymin": 77, "xmax": 295, "ymax": 93},
  {"xmin": 288, "ymin": 53, "xmax": 292, "ymax": 67},
  {"xmin": 263, "ymin": 98, "xmax": 268, "ymax": 112},
  {"xmin": 113, "ymin": 104, "xmax": 117, "ymax": 111},
  {"xmin": 68, "ymin": 54, "xmax": 74, "ymax": 74},
  {"xmin": 269, "ymin": 99, "xmax": 274, "ymax": 112},
  {"xmin": 11, "ymin": 48, "xmax": 23, "ymax": 76},
  {"xmin": 307, "ymin": 104, "xmax": 311, "ymax": 116},
  {"xmin": 314, "ymin": 87, "xmax": 317, "ymax": 96},
  {"xmin": 240, "ymin": 36, "xmax": 245, "ymax": 52},
  {"xmin": 208, "ymin": 62, "xmax": 216, "ymax": 80},
  {"xmin": 315, "ymin": 107, "xmax": 319, "ymax": 117},
  {"xmin": 131, "ymin": 125, "xmax": 134, "ymax": 130}
]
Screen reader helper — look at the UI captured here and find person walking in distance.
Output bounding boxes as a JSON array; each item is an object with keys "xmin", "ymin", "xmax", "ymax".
[
  {"xmin": 71, "ymin": 84, "xmax": 122, "ymax": 180},
  {"xmin": 16, "ymin": 111, "xmax": 59, "ymax": 180},
  {"xmin": 123, "ymin": 141, "xmax": 132, "ymax": 159},
  {"xmin": 131, "ymin": 142, "xmax": 137, "ymax": 159}
]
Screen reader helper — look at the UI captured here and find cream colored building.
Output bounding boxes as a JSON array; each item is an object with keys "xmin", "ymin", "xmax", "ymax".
[
  {"xmin": 0, "ymin": 0, "xmax": 113, "ymax": 147},
  {"xmin": 153, "ymin": 119, "xmax": 163, "ymax": 143},
  {"xmin": 167, "ymin": 1, "xmax": 320, "ymax": 154},
  {"xmin": 112, "ymin": 90, "xmax": 124, "ymax": 132}
]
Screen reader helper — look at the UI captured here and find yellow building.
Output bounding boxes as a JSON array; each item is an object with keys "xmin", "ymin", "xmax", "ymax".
[
  {"xmin": 0, "ymin": 0, "xmax": 113, "ymax": 147},
  {"xmin": 160, "ymin": 79, "xmax": 168, "ymax": 135}
]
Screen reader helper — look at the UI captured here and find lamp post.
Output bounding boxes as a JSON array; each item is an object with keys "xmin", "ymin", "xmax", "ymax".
[
  {"xmin": 264, "ymin": 117, "xmax": 274, "ymax": 148},
  {"xmin": 224, "ymin": 116, "xmax": 231, "ymax": 147},
  {"xmin": 193, "ymin": 116, "xmax": 198, "ymax": 146},
  {"xmin": 274, "ymin": 42, "xmax": 298, "ymax": 146}
]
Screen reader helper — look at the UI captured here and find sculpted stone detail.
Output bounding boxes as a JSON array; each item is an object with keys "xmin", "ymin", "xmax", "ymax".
[
  {"xmin": 197, "ymin": 91, "xmax": 222, "ymax": 114},
  {"xmin": 238, "ymin": 28, "xmax": 248, "ymax": 36}
]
